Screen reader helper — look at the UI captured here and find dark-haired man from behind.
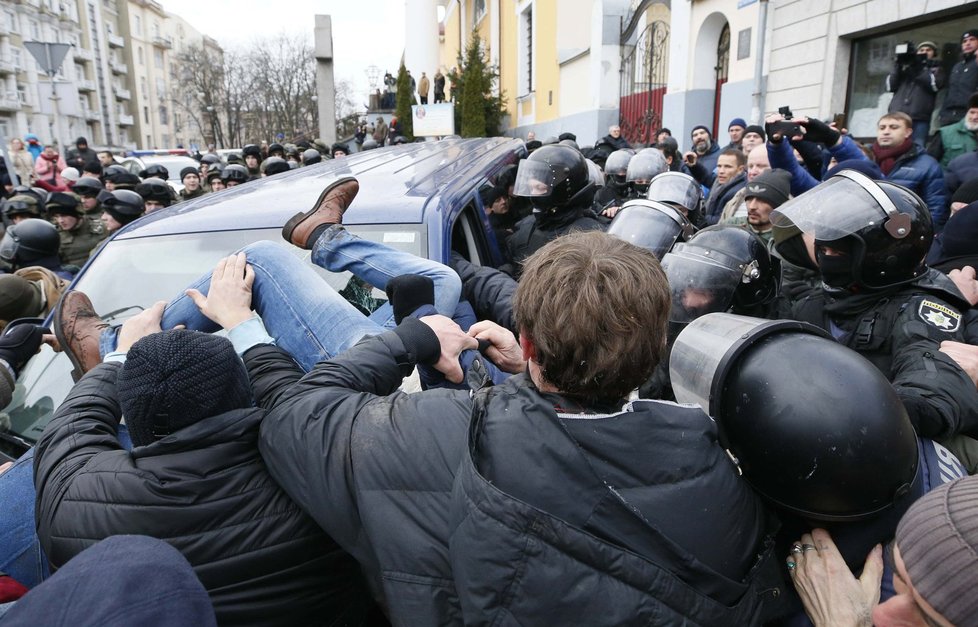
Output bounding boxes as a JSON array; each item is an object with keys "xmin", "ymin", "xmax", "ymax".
[{"xmin": 196, "ymin": 228, "xmax": 780, "ymax": 624}]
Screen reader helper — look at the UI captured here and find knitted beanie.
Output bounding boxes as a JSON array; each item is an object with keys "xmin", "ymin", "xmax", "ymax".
[
  {"xmin": 117, "ymin": 330, "xmax": 253, "ymax": 447},
  {"xmin": 895, "ymin": 475, "xmax": 978, "ymax": 625},
  {"xmin": 744, "ymin": 169, "xmax": 791, "ymax": 208},
  {"xmin": 743, "ymin": 125, "xmax": 766, "ymax": 141}
]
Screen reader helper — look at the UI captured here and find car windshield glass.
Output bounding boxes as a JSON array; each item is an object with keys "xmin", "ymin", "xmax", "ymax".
[{"xmin": 0, "ymin": 224, "xmax": 425, "ymax": 451}]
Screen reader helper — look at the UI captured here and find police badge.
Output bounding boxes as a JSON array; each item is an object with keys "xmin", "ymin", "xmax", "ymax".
[{"xmin": 918, "ymin": 299, "xmax": 962, "ymax": 332}]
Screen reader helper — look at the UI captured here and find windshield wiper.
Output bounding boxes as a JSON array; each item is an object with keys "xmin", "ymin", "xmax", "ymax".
[{"xmin": 101, "ymin": 305, "xmax": 145, "ymax": 323}]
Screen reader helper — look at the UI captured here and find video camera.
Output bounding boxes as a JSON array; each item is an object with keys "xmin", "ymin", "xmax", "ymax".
[{"xmin": 894, "ymin": 41, "xmax": 939, "ymax": 71}]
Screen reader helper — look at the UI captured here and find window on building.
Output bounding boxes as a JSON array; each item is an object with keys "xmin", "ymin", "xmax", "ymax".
[
  {"xmin": 518, "ymin": 5, "xmax": 533, "ymax": 97},
  {"xmin": 138, "ymin": 47, "xmax": 144, "ymax": 65},
  {"xmin": 144, "ymin": 106, "xmax": 149, "ymax": 124},
  {"xmin": 74, "ymin": 64, "xmax": 84, "ymax": 79},
  {"xmin": 159, "ymin": 105, "xmax": 168, "ymax": 125},
  {"xmin": 155, "ymin": 77, "xmax": 166, "ymax": 98},
  {"xmin": 134, "ymin": 15, "xmax": 141, "ymax": 36},
  {"xmin": 847, "ymin": 16, "xmax": 971, "ymax": 139},
  {"xmin": 10, "ymin": 49, "xmax": 20, "ymax": 71},
  {"xmin": 153, "ymin": 21, "xmax": 160, "ymax": 37},
  {"xmin": 161, "ymin": 133, "xmax": 170, "ymax": 146},
  {"xmin": 16, "ymin": 85, "xmax": 27, "ymax": 105},
  {"xmin": 140, "ymin": 77, "xmax": 148, "ymax": 99},
  {"xmin": 473, "ymin": 0, "xmax": 487, "ymax": 25},
  {"xmin": 153, "ymin": 48, "xmax": 163, "ymax": 69},
  {"xmin": 30, "ymin": 20, "xmax": 40, "ymax": 38}
]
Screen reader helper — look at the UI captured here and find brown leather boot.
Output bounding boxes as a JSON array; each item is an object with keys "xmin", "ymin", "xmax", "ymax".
[
  {"xmin": 282, "ymin": 176, "xmax": 359, "ymax": 249},
  {"xmin": 54, "ymin": 291, "xmax": 108, "ymax": 382}
]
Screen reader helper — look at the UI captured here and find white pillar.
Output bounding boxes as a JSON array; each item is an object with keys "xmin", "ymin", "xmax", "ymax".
[
  {"xmin": 404, "ymin": 0, "xmax": 439, "ymax": 82},
  {"xmin": 314, "ymin": 15, "xmax": 337, "ymax": 145}
]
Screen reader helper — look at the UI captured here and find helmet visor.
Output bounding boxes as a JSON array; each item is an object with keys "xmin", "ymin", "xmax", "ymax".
[
  {"xmin": 586, "ymin": 160, "xmax": 605, "ymax": 187},
  {"xmin": 0, "ymin": 231, "xmax": 17, "ymax": 262},
  {"xmin": 647, "ymin": 174, "xmax": 702, "ymax": 211},
  {"xmin": 662, "ymin": 250, "xmax": 742, "ymax": 324},
  {"xmin": 604, "ymin": 150, "xmax": 632, "ymax": 176},
  {"xmin": 513, "ymin": 160, "xmax": 556, "ymax": 198},
  {"xmin": 626, "ymin": 151, "xmax": 667, "ymax": 184},
  {"xmin": 771, "ymin": 175, "xmax": 889, "ymax": 242},
  {"xmin": 608, "ymin": 201, "xmax": 689, "ymax": 259}
]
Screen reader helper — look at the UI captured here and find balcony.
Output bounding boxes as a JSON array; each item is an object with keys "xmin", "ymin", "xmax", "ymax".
[
  {"xmin": 113, "ymin": 86, "xmax": 131, "ymax": 100},
  {"xmin": 73, "ymin": 47, "xmax": 94, "ymax": 62},
  {"xmin": 107, "ymin": 33, "xmax": 125, "ymax": 48},
  {"xmin": 118, "ymin": 113, "xmax": 134, "ymax": 126},
  {"xmin": 82, "ymin": 107, "xmax": 100, "ymax": 121},
  {"xmin": 0, "ymin": 91, "xmax": 20, "ymax": 111},
  {"xmin": 109, "ymin": 60, "xmax": 127, "ymax": 75},
  {"xmin": 76, "ymin": 79, "xmax": 96, "ymax": 91},
  {"xmin": 0, "ymin": 55, "xmax": 14, "ymax": 74},
  {"xmin": 152, "ymin": 35, "xmax": 172, "ymax": 49}
]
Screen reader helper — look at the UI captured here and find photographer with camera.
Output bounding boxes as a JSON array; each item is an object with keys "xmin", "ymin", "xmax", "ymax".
[{"xmin": 886, "ymin": 41, "xmax": 945, "ymax": 145}]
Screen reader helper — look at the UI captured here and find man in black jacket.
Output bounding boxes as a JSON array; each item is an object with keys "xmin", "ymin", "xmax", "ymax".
[
  {"xmin": 34, "ymin": 298, "xmax": 374, "ymax": 626},
  {"xmin": 939, "ymin": 29, "xmax": 978, "ymax": 127},
  {"xmin": 189, "ymin": 228, "xmax": 780, "ymax": 625}
]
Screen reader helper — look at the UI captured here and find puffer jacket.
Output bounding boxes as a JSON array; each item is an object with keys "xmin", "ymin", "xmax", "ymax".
[
  {"xmin": 883, "ymin": 143, "xmax": 948, "ymax": 226},
  {"xmin": 34, "ymin": 363, "xmax": 373, "ymax": 627}
]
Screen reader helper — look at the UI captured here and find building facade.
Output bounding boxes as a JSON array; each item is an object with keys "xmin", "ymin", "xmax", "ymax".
[
  {"xmin": 0, "ymin": 0, "xmax": 220, "ymax": 152},
  {"xmin": 430, "ymin": 0, "xmax": 978, "ymax": 150}
]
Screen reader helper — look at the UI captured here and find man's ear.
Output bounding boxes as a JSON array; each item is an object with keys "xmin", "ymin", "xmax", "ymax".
[{"xmin": 519, "ymin": 332, "xmax": 535, "ymax": 361}]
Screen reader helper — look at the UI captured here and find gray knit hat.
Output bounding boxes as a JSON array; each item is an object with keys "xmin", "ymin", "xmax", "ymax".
[{"xmin": 895, "ymin": 475, "xmax": 978, "ymax": 625}]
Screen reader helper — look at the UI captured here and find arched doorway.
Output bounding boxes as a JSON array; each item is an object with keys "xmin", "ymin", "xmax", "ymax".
[
  {"xmin": 619, "ymin": 20, "xmax": 670, "ymax": 146},
  {"xmin": 712, "ymin": 23, "xmax": 730, "ymax": 138}
]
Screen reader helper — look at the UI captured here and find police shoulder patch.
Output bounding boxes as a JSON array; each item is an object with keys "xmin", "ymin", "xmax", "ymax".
[{"xmin": 918, "ymin": 299, "xmax": 961, "ymax": 332}]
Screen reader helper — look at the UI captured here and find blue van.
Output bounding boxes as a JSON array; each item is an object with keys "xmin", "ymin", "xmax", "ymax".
[{"xmin": 0, "ymin": 138, "xmax": 525, "ymax": 461}]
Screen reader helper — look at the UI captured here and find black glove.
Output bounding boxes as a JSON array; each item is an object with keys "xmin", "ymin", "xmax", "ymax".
[
  {"xmin": 385, "ymin": 274, "xmax": 435, "ymax": 325},
  {"xmin": 0, "ymin": 324, "xmax": 45, "ymax": 374},
  {"xmin": 799, "ymin": 117, "xmax": 841, "ymax": 146}
]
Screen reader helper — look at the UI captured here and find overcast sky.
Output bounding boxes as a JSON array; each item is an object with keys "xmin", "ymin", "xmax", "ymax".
[{"xmin": 161, "ymin": 0, "xmax": 407, "ymax": 105}]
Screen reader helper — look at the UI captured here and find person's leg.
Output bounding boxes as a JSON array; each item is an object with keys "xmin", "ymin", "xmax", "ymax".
[
  {"xmin": 0, "ymin": 449, "xmax": 49, "ymax": 589},
  {"xmin": 912, "ymin": 119, "xmax": 930, "ymax": 147},
  {"xmin": 311, "ymin": 225, "xmax": 462, "ymax": 328},
  {"xmin": 161, "ymin": 241, "xmax": 382, "ymax": 371}
]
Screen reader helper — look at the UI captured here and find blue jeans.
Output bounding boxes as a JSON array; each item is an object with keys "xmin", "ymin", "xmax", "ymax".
[
  {"xmin": 912, "ymin": 119, "xmax": 931, "ymax": 147},
  {"xmin": 0, "ymin": 425, "xmax": 132, "ymax": 589},
  {"xmin": 101, "ymin": 228, "xmax": 461, "ymax": 372}
]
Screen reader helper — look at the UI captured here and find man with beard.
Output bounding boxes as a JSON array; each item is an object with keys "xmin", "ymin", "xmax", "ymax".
[
  {"xmin": 871, "ymin": 112, "xmax": 946, "ymax": 225},
  {"xmin": 684, "ymin": 125, "xmax": 721, "ymax": 188},
  {"xmin": 929, "ymin": 92, "xmax": 978, "ymax": 167},
  {"xmin": 742, "ymin": 169, "xmax": 790, "ymax": 245}
]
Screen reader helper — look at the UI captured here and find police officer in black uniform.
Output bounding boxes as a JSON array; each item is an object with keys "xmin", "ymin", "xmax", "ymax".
[
  {"xmin": 506, "ymin": 145, "xmax": 604, "ymax": 272},
  {"xmin": 771, "ymin": 170, "xmax": 978, "ymax": 440}
]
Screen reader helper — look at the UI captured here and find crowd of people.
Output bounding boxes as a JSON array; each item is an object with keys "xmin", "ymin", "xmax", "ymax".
[{"xmin": 0, "ymin": 29, "xmax": 978, "ymax": 627}]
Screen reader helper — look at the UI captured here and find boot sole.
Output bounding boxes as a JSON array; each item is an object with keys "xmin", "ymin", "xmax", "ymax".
[{"xmin": 282, "ymin": 176, "xmax": 357, "ymax": 248}]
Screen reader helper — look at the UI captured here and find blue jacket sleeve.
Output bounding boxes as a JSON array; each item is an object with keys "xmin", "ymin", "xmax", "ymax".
[
  {"xmin": 411, "ymin": 303, "xmax": 510, "ymax": 390},
  {"xmin": 827, "ymin": 135, "xmax": 867, "ymax": 164},
  {"xmin": 921, "ymin": 159, "xmax": 948, "ymax": 226},
  {"xmin": 767, "ymin": 139, "xmax": 819, "ymax": 196}
]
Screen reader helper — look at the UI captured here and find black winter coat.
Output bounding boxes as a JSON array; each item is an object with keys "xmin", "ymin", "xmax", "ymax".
[
  {"xmin": 33, "ymin": 363, "xmax": 372, "ymax": 627},
  {"xmin": 940, "ymin": 52, "xmax": 978, "ymax": 126},
  {"xmin": 506, "ymin": 208, "xmax": 605, "ymax": 271},
  {"xmin": 886, "ymin": 61, "xmax": 944, "ymax": 122},
  {"xmin": 253, "ymin": 321, "xmax": 783, "ymax": 626}
]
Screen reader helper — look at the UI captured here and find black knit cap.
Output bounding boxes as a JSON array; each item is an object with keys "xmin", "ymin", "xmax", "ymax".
[{"xmin": 117, "ymin": 330, "xmax": 253, "ymax": 448}]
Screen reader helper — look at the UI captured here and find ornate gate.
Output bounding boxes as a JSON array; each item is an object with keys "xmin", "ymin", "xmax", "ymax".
[
  {"xmin": 713, "ymin": 23, "xmax": 730, "ymax": 139},
  {"xmin": 619, "ymin": 20, "xmax": 669, "ymax": 147}
]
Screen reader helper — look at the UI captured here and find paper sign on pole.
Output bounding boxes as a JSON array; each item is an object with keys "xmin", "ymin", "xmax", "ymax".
[{"xmin": 412, "ymin": 103, "xmax": 455, "ymax": 137}]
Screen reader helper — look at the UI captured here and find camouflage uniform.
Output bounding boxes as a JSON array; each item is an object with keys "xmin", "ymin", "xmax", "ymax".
[{"xmin": 59, "ymin": 214, "xmax": 107, "ymax": 267}]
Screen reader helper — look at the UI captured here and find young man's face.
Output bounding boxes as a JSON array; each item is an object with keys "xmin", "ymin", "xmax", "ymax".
[
  {"xmin": 53, "ymin": 214, "xmax": 80, "ymax": 231},
  {"xmin": 746, "ymin": 197, "xmax": 775, "ymax": 229},
  {"xmin": 98, "ymin": 152, "xmax": 114, "ymax": 166},
  {"xmin": 962, "ymin": 35, "xmax": 978, "ymax": 55},
  {"xmin": 877, "ymin": 118, "xmax": 912, "ymax": 147},
  {"xmin": 715, "ymin": 154, "xmax": 743, "ymax": 185},
  {"xmin": 183, "ymin": 174, "xmax": 200, "ymax": 192},
  {"xmin": 101, "ymin": 211, "xmax": 122, "ymax": 232},
  {"xmin": 728, "ymin": 126, "xmax": 745, "ymax": 144},
  {"xmin": 210, "ymin": 178, "xmax": 226, "ymax": 191},
  {"xmin": 741, "ymin": 132, "xmax": 764, "ymax": 154},
  {"xmin": 245, "ymin": 155, "xmax": 259, "ymax": 169},
  {"xmin": 144, "ymin": 200, "xmax": 165, "ymax": 212},
  {"xmin": 81, "ymin": 194, "xmax": 98, "ymax": 211}
]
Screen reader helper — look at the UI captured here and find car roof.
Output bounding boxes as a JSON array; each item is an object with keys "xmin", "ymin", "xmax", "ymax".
[{"xmin": 115, "ymin": 138, "xmax": 524, "ymax": 240}]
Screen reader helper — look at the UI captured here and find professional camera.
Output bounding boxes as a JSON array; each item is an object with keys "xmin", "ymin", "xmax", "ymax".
[{"xmin": 894, "ymin": 41, "xmax": 918, "ymax": 64}]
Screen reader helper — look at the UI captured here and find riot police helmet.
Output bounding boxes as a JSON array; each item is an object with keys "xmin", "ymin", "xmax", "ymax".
[
  {"xmin": 3, "ymin": 194, "xmax": 41, "ymax": 220},
  {"xmin": 44, "ymin": 192, "xmax": 82, "ymax": 217},
  {"xmin": 660, "ymin": 225, "xmax": 778, "ymax": 324},
  {"xmin": 101, "ymin": 189, "xmax": 145, "ymax": 225},
  {"xmin": 647, "ymin": 171, "xmax": 704, "ymax": 215},
  {"xmin": 222, "ymin": 164, "xmax": 250, "ymax": 184},
  {"xmin": 625, "ymin": 149, "xmax": 668, "ymax": 194},
  {"xmin": 771, "ymin": 170, "xmax": 932, "ymax": 291},
  {"xmin": 0, "ymin": 218, "xmax": 61, "ymax": 264},
  {"xmin": 585, "ymin": 159, "xmax": 605, "ymax": 188},
  {"xmin": 267, "ymin": 142, "xmax": 285, "ymax": 158},
  {"xmin": 200, "ymin": 153, "xmax": 222, "ymax": 167},
  {"xmin": 302, "ymin": 148, "xmax": 322, "ymax": 165},
  {"xmin": 242, "ymin": 144, "xmax": 262, "ymax": 159},
  {"xmin": 512, "ymin": 144, "xmax": 593, "ymax": 212},
  {"xmin": 670, "ymin": 313, "xmax": 919, "ymax": 522},
  {"xmin": 135, "ymin": 178, "xmax": 172, "ymax": 206},
  {"xmin": 72, "ymin": 177, "xmax": 104, "ymax": 197},
  {"xmin": 607, "ymin": 199, "xmax": 694, "ymax": 260},
  {"xmin": 139, "ymin": 164, "xmax": 169, "ymax": 180},
  {"xmin": 603, "ymin": 149, "xmax": 634, "ymax": 189}
]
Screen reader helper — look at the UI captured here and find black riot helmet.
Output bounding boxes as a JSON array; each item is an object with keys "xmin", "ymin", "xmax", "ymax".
[
  {"xmin": 260, "ymin": 156, "xmax": 290, "ymax": 176},
  {"xmin": 603, "ymin": 149, "xmax": 634, "ymax": 190},
  {"xmin": 44, "ymin": 191, "xmax": 82, "ymax": 217},
  {"xmin": 660, "ymin": 226, "xmax": 779, "ymax": 324},
  {"xmin": 267, "ymin": 142, "xmax": 285, "ymax": 158},
  {"xmin": 139, "ymin": 164, "xmax": 169, "ymax": 180},
  {"xmin": 302, "ymin": 148, "xmax": 322, "ymax": 165},
  {"xmin": 0, "ymin": 218, "xmax": 61, "ymax": 264},
  {"xmin": 103, "ymin": 164, "xmax": 129, "ymax": 181},
  {"xmin": 242, "ymin": 144, "xmax": 262, "ymax": 159},
  {"xmin": 222, "ymin": 164, "xmax": 250, "ymax": 184},
  {"xmin": 225, "ymin": 152, "xmax": 244, "ymax": 165},
  {"xmin": 771, "ymin": 170, "xmax": 933, "ymax": 291},
  {"xmin": 647, "ymin": 171, "xmax": 704, "ymax": 215},
  {"xmin": 135, "ymin": 178, "xmax": 172, "ymax": 207},
  {"xmin": 607, "ymin": 199, "xmax": 694, "ymax": 259},
  {"xmin": 670, "ymin": 313, "xmax": 919, "ymax": 522},
  {"xmin": 625, "ymin": 149, "xmax": 668, "ymax": 195},
  {"xmin": 71, "ymin": 176, "xmax": 104, "ymax": 197},
  {"xmin": 200, "ymin": 153, "xmax": 222, "ymax": 167},
  {"xmin": 101, "ymin": 189, "xmax": 145, "ymax": 225},
  {"xmin": 512, "ymin": 145, "xmax": 593, "ymax": 212}
]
